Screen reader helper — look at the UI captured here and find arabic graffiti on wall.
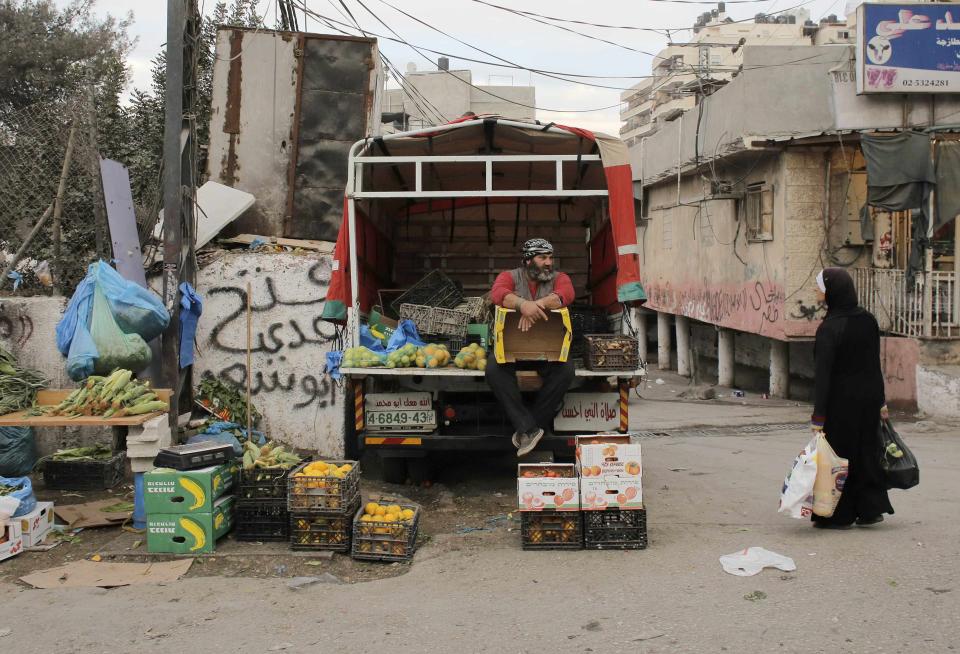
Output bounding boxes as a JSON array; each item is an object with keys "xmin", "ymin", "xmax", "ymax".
[
  {"xmin": 0, "ymin": 306, "xmax": 34, "ymax": 349},
  {"xmin": 200, "ymin": 260, "xmax": 339, "ymax": 412},
  {"xmin": 642, "ymin": 279, "xmax": 787, "ymax": 338},
  {"xmin": 858, "ymin": 3, "xmax": 960, "ymax": 93}
]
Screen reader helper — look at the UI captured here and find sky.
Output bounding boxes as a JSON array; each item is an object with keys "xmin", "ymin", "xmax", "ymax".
[{"xmin": 60, "ymin": 0, "xmax": 854, "ymax": 135}]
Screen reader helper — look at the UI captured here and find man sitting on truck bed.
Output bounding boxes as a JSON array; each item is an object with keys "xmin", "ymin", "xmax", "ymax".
[{"xmin": 485, "ymin": 238, "xmax": 576, "ymax": 456}]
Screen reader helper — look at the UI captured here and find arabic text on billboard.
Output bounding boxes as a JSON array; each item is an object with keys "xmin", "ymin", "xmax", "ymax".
[{"xmin": 857, "ymin": 3, "xmax": 960, "ymax": 93}]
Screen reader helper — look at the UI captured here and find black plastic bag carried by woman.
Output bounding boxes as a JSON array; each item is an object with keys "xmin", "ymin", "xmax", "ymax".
[{"xmin": 879, "ymin": 418, "xmax": 919, "ymax": 490}]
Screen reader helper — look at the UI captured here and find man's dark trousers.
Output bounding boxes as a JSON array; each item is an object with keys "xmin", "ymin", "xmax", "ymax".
[{"xmin": 485, "ymin": 357, "xmax": 575, "ymax": 435}]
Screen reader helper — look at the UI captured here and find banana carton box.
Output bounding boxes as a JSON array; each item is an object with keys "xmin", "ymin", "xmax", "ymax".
[
  {"xmin": 576, "ymin": 434, "xmax": 643, "ymax": 511},
  {"xmin": 144, "ymin": 461, "xmax": 238, "ymax": 515},
  {"xmin": 517, "ymin": 464, "xmax": 579, "ymax": 511},
  {"xmin": 147, "ymin": 496, "xmax": 235, "ymax": 554}
]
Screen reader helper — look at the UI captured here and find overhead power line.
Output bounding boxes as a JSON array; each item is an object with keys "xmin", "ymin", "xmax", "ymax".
[{"xmin": 295, "ymin": 0, "xmax": 626, "ymax": 113}]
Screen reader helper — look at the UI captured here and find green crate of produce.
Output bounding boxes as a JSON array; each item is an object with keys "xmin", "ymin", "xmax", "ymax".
[
  {"xmin": 147, "ymin": 496, "xmax": 235, "ymax": 554},
  {"xmin": 144, "ymin": 461, "xmax": 238, "ymax": 514}
]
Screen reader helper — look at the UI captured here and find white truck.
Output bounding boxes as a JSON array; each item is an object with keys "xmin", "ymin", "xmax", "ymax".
[{"xmin": 322, "ymin": 117, "xmax": 648, "ymax": 482}]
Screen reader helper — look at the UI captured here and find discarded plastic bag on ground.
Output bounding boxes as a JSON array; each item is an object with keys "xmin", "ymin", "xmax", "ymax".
[
  {"xmin": 778, "ymin": 435, "xmax": 817, "ymax": 519},
  {"xmin": 0, "ymin": 474, "xmax": 35, "ymax": 518},
  {"xmin": 720, "ymin": 547, "xmax": 796, "ymax": 576},
  {"xmin": 813, "ymin": 433, "xmax": 848, "ymax": 517},
  {"xmin": 89, "ymin": 285, "xmax": 151, "ymax": 374}
]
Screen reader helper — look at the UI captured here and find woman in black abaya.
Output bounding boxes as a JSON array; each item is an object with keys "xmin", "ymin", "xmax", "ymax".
[{"xmin": 810, "ymin": 268, "xmax": 893, "ymax": 529}]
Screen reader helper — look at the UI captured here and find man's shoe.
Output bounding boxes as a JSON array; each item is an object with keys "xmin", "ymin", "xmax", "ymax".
[
  {"xmin": 511, "ymin": 431, "xmax": 521, "ymax": 448},
  {"xmin": 856, "ymin": 515, "xmax": 884, "ymax": 526},
  {"xmin": 517, "ymin": 428, "xmax": 545, "ymax": 457}
]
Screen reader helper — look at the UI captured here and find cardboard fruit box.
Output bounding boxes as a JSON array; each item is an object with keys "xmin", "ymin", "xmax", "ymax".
[
  {"xmin": 147, "ymin": 496, "xmax": 235, "ymax": 554},
  {"xmin": 575, "ymin": 434, "xmax": 642, "ymax": 479},
  {"xmin": 144, "ymin": 461, "xmax": 237, "ymax": 515},
  {"xmin": 580, "ymin": 476, "xmax": 643, "ymax": 511},
  {"xmin": 0, "ymin": 520, "xmax": 24, "ymax": 562},
  {"xmin": 494, "ymin": 307, "xmax": 572, "ymax": 364},
  {"xmin": 517, "ymin": 464, "xmax": 579, "ymax": 511},
  {"xmin": 18, "ymin": 501, "xmax": 54, "ymax": 549}
]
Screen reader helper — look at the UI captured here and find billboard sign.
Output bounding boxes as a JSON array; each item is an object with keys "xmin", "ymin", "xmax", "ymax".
[{"xmin": 857, "ymin": 3, "xmax": 960, "ymax": 93}]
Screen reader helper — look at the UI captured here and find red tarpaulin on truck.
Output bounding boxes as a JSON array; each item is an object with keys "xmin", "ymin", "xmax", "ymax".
[{"xmin": 322, "ymin": 119, "xmax": 645, "ymax": 323}]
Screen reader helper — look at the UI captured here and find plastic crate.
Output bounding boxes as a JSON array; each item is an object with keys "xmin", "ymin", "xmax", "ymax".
[
  {"xmin": 390, "ymin": 270, "xmax": 463, "ymax": 315},
  {"xmin": 238, "ymin": 465, "xmax": 298, "ymax": 501},
  {"xmin": 43, "ymin": 451, "xmax": 125, "ymax": 490},
  {"xmin": 287, "ymin": 461, "xmax": 360, "ymax": 513},
  {"xmin": 399, "ymin": 303, "xmax": 470, "ymax": 338},
  {"xmin": 584, "ymin": 335, "xmax": 640, "ymax": 371},
  {"xmin": 351, "ymin": 498, "xmax": 420, "ymax": 562},
  {"xmin": 454, "ymin": 297, "xmax": 490, "ymax": 323},
  {"xmin": 583, "ymin": 508, "xmax": 647, "ymax": 550},
  {"xmin": 521, "ymin": 511, "xmax": 584, "ymax": 550},
  {"xmin": 569, "ymin": 307, "xmax": 611, "ymax": 359},
  {"xmin": 235, "ymin": 500, "xmax": 289, "ymax": 542},
  {"xmin": 290, "ymin": 506, "xmax": 357, "ymax": 552}
]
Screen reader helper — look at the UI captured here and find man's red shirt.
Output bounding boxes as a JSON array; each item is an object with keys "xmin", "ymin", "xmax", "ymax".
[{"xmin": 490, "ymin": 270, "xmax": 575, "ymax": 307}]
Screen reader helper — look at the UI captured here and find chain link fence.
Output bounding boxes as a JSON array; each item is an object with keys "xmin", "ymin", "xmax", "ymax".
[{"xmin": 0, "ymin": 97, "xmax": 111, "ymax": 294}]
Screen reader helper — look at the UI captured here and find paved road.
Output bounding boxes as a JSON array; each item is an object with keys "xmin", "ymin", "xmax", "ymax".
[{"xmin": 1, "ymin": 399, "xmax": 956, "ymax": 654}]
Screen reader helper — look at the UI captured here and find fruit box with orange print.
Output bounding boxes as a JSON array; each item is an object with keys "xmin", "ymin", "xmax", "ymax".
[
  {"xmin": 0, "ymin": 520, "xmax": 24, "ymax": 562},
  {"xmin": 575, "ymin": 435, "xmax": 643, "ymax": 478},
  {"xmin": 517, "ymin": 464, "xmax": 580, "ymax": 511},
  {"xmin": 575, "ymin": 435, "xmax": 643, "ymax": 510}
]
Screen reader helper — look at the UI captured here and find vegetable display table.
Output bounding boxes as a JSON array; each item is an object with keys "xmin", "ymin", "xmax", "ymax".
[{"xmin": 0, "ymin": 389, "xmax": 172, "ymax": 427}]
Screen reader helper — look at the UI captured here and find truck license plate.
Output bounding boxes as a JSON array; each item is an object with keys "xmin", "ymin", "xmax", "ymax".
[{"xmin": 366, "ymin": 393, "xmax": 436, "ymax": 432}]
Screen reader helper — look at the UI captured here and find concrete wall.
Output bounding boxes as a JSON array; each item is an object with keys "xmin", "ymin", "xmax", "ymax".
[
  {"xmin": 917, "ymin": 365, "xmax": 960, "ymax": 420},
  {"xmin": 206, "ymin": 29, "xmax": 299, "ymax": 236},
  {"xmin": 193, "ymin": 252, "xmax": 345, "ymax": 457},
  {"xmin": 0, "ymin": 297, "xmax": 111, "ymax": 456},
  {"xmin": 639, "ymin": 156, "xmax": 793, "ymax": 339}
]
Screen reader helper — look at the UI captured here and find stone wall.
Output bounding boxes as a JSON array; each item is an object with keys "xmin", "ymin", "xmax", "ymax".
[{"xmin": 193, "ymin": 251, "xmax": 345, "ymax": 457}]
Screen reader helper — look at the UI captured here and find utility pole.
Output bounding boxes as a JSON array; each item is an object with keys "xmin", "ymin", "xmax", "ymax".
[{"xmin": 161, "ymin": 0, "xmax": 199, "ymax": 429}]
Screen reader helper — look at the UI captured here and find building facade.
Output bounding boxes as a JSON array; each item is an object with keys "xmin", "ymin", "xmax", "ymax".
[
  {"xmin": 633, "ymin": 43, "xmax": 960, "ymax": 414},
  {"xmin": 620, "ymin": 5, "xmax": 852, "ymax": 147},
  {"xmin": 383, "ymin": 61, "xmax": 535, "ymax": 131}
]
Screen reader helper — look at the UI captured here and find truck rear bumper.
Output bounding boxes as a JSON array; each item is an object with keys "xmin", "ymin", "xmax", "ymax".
[{"xmin": 361, "ymin": 432, "xmax": 576, "ymax": 454}]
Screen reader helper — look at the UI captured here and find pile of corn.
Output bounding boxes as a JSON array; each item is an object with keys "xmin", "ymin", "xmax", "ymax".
[{"xmin": 35, "ymin": 370, "xmax": 167, "ymax": 418}]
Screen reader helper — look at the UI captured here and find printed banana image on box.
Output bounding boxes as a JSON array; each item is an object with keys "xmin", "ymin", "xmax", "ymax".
[{"xmin": 147, "ymin": 496, "xmax": 235, "ymax": 554}]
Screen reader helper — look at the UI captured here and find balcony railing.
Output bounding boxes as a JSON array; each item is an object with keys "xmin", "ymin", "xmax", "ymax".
[{"xmin": 854, "ymin": 268, "xmax": 958, "ymax": 339}]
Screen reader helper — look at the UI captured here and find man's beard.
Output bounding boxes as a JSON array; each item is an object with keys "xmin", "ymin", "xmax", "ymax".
[{"xmin": 526, "ymin": 261, "xmax": 556, "ymax": 283}]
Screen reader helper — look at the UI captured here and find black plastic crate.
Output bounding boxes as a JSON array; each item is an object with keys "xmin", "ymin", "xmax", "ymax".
[
  {"xmin": 290, "ymin": 506, "xmax": 358, "ymax": 552},
  {"xmin": 43, "ymin": 451, "xmax": 125, "ymax": 490},
  {"xmin": 351, "ymin": 498, "xmax": 420, "ymax": 562},
  {"xmin": 390, "ymin": 270, "xmax": 463, "ymax": 315},
  {"xmin": 235, "ymin": 500, "xmax": 289, "ymax": 542},
  {"xmin": 569, "ymin": 307, "xmax": 611, "ymax": 359},
  {"xmin": 583, "ymin": 508, "xmax": 647, "ymax": 550},
  {"xmin": 521, "ymin": 511, "xmax": 584, "ymax": 550},
  {"xmin": 287, "ymin": 460, "xmax": 360, "ymax": 514},
  {"xmin": 238, "ymin": 465, "xmax": 296, "ymax": 500}
]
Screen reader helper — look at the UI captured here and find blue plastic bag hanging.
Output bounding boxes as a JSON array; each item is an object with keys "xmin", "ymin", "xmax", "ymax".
[
  {"xmin": 179, "ymin": 282, "xmax": 203, "ymax": 369},
  {"xmin": 325, "ymin": 350, "xmax": 344, "ymax": 380}
]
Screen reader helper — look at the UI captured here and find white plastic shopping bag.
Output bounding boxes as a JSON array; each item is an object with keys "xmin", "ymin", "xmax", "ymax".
[
  {"xmin": 813, "ymin": 433, "xmax": 849, "ymax": 517},
  {"xmin": 720, "ymin": 547, "xmax": 797, "ymax": 576},
  {"xmin": 778, "ymin": 436, "xmax": 817, "ymax": 519},
  {"xmin": 0, "ymin": 495, "xmax": 21, "ymax": 521}
]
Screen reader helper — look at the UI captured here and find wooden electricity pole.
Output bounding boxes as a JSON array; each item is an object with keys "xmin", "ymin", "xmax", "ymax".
[{"xmin": 161, "ymin": 0, "xmax": 199, "ymax": 429}]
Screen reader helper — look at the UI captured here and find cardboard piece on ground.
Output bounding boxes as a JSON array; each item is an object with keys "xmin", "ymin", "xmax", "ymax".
[
  {"xmin": 154, "ymin": 181, "xmax": 254, "ymax": 248},
  {"xmin": 20, "ymin": 559, "xmax": 193, "ymax": 589},
  {"xmin": 54, "ymin": 500, "xmax": 132, "ymax": 529}
]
